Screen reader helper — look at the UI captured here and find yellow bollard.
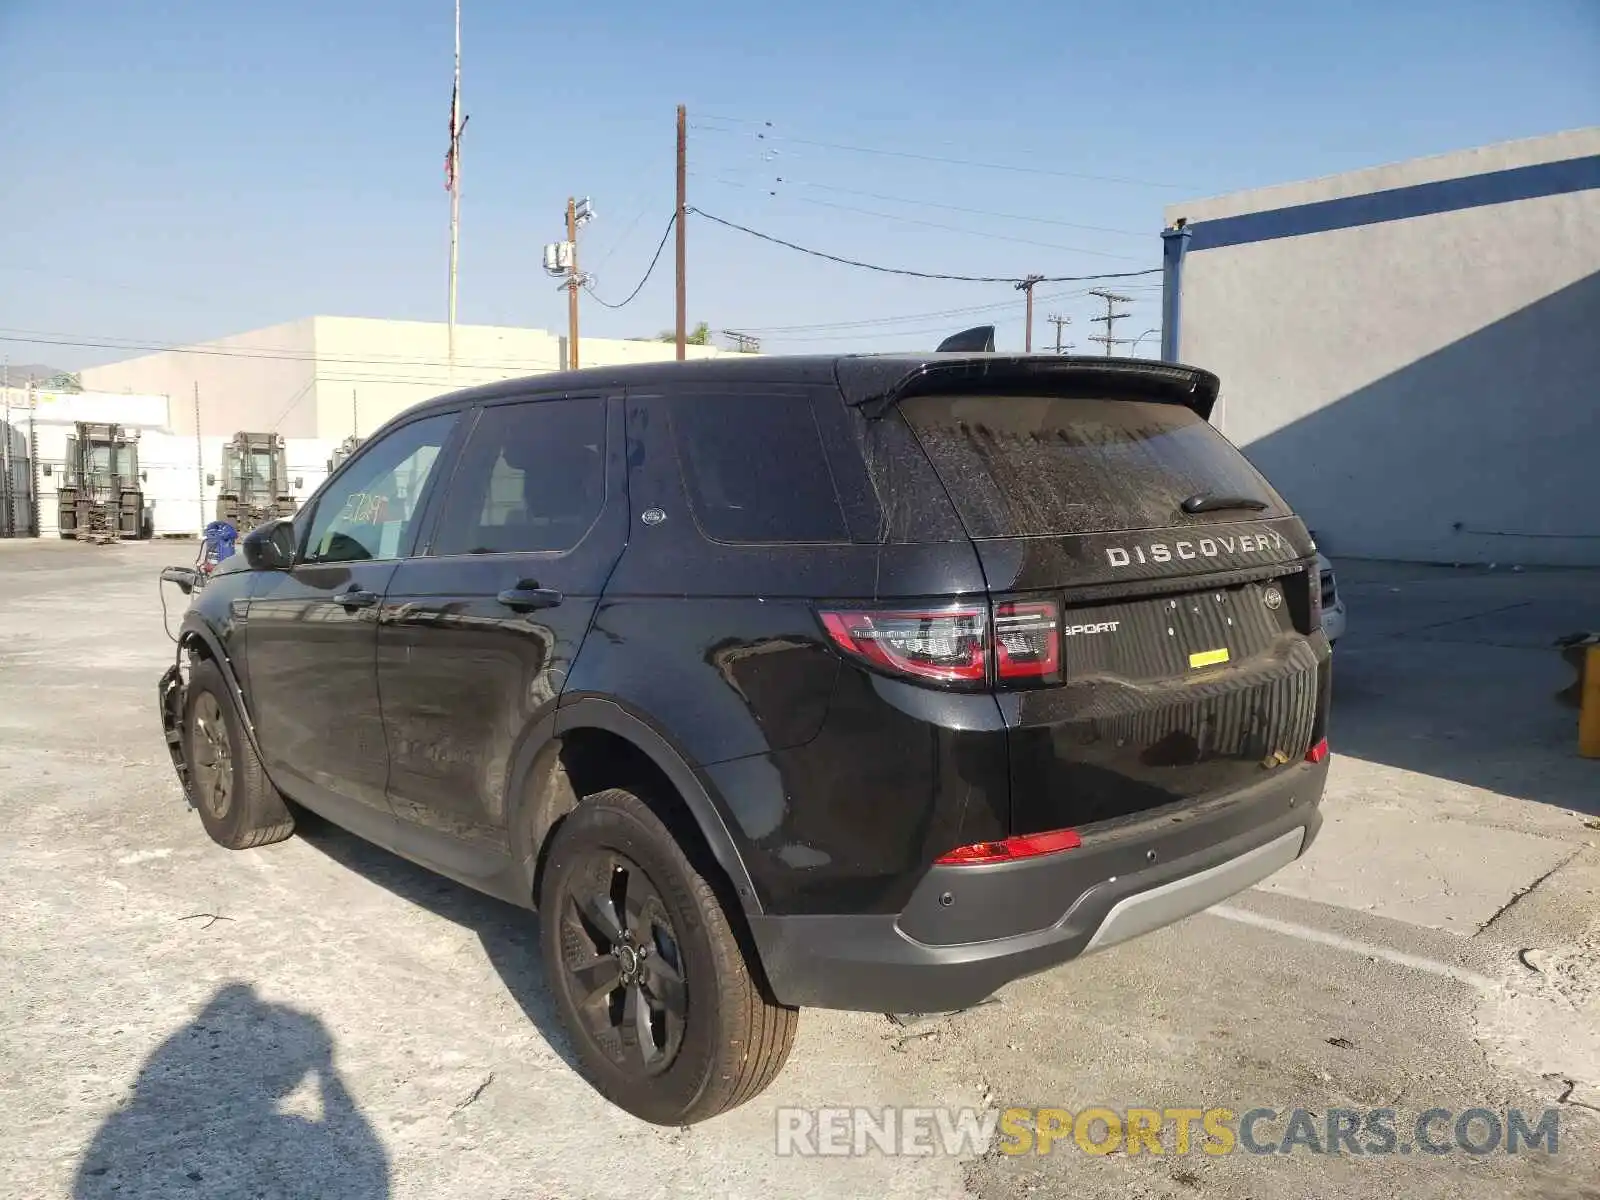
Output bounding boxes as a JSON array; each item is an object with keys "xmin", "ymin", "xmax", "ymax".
[{"xmin": 1582, "ymin": 645, "xmax": 1600, "ymax": 759}]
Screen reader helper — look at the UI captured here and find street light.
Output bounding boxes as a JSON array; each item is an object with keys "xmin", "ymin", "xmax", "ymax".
[{"xmin": 1130, "ymin": 329, "xmax": 1160, "ymax": 357}]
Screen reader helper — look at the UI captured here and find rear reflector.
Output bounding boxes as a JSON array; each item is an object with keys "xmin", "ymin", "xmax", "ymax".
[
  {"xmin": 935, "ymin": 827, "xmax": 1082, "ymax": 866},
  {"xmin": 819, "ymin": 606, "xmax": 988, "ymax": 684},
  {"xmin": 1305, "ymin": 737, "xmax": 1329, "ymax": 764}
]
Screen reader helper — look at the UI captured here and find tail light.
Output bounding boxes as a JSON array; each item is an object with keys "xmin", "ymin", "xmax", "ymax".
[
  {"xmin": 818, "ymin": 597, "xmax": 1061, "ymax": 689},
  {"xmin": 936, "ymin": 827, "xmax": 1082, "ymax": 865},
  {"xmin": 993, "ymin": 601, "xmax": 1061, "ymax": 680},
  {"xmin": 819, "ymin": 606, "xmax": 987, "ymax": 684},
  {"xmin": 1306, "ymin": 737, "xmax": 1329, "ymax": 763}
]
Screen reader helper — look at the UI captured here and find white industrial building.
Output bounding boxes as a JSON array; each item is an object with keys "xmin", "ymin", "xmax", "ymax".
[
  {"xmin": 0, "ymin": 387, "xmax": 336, "ymax": 538},
  {"xmin": 2, "ymin": 317, "xmax": 735, "ymax": 539},
  {"xmin": 77, "ymin": 316, "xmax": 733, "ymax": 440},
  {"xmin": 1161, "ymin": 127, "xmax": 1600, "ymax": 566}
]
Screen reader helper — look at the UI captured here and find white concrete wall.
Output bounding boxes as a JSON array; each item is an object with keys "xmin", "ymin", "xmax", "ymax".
[
  {"xmin": 78, "ymin": 316, "xmax": 737, "ymax": 444},
  {"xmin": 79, "ymin": 320, "xmax": 317, "ymax": 438},
  {"xmin": 1167, "ymin": 129, "xmax": 1600, "ymax": 566}
]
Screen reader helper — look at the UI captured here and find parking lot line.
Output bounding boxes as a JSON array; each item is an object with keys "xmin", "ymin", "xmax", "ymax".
[{"xmin": 1208, "ymin": 903, "xmax": 1502, "ymax": 991}]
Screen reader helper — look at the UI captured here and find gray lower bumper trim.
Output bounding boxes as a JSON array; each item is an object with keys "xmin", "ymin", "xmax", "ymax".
[{"xmin": 1081, "ymin": 825, "xmax": 1306, "ymax": 955}]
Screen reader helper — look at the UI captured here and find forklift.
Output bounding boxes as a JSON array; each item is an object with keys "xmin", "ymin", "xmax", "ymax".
[
  {"xmin": 55, "ymin": 422, "xmax": 148, "ymax": 543},
  {"xmin": 212, "ymin": 431, "xmax": 300, "ymax": 534}
]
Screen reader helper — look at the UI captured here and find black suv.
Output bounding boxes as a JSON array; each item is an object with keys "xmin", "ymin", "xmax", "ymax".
[{"xmin": 157, "ymin": 353, "xmax": 1330, "ymax": 1125}]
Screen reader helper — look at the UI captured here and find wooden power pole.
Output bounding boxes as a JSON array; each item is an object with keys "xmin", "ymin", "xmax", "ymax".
[
  {"xmin": 566, "ymin": 196, "xmax": 581, "ymax": 370},
  {"xmin": 675, "ymin": 104, "xmax": 687, "ymax": 361},
  {"xmin": 1016, "ymin": 274, "xmax": 1044, "ymax": 352}
]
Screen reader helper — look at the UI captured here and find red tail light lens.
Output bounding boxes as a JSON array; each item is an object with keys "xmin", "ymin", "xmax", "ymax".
[
  {"xmin": 819, "ymin": 606, "xmax": 988, "ymax": 684},
  {"xmin": 994, "ymin": 600, "xmax": 1061, "ymax": 680},
  {"xmin": 1305, "ymin": 737, "xmax": 1329, "ymax": 764},
  {"xmin": 936, "ymin": 827, "xmax": 1082, "ymax": 865},
  {"xmin": 818, "ymin": 596, "xmax": 1063, "ymax": 688}
]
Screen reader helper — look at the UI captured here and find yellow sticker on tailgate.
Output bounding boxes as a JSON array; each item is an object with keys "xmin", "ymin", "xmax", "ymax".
[{"xmin": 1189, "ymin": 647, "xmax": 1230, "ymax": 669}]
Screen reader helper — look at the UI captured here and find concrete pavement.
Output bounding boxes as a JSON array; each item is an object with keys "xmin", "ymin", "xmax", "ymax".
[{"xmin": 1, "ymin": 542, "xmax": 1595, "ymax": 1199}]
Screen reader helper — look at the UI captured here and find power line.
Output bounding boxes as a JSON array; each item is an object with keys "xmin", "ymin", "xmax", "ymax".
[
  {"xmin": 690, "ymin": 119, "xmax": 1188, "ymax": 189},
  {"xmin": 767, "ymin": 193, "xmax": 1144, "ymax": 261},
  {"xmin": 0, "ymin": 329, "xmax": 562, "ymax": 373},
  {"xmin": 688, "ymin": 208, "xmax": 1161, "ymax": 285},
  {"xmin": 731, "ymin": 289, "xmax": 1100, "ymax": 334},
  {"xmin": 584, "ymin": 212, "xmax": 676, "ymax": 309},
  {"xmin": 688, "ymin": 172, "xmax": 1150, "ymax": 238}
]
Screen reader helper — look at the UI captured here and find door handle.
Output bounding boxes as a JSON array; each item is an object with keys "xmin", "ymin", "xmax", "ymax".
[
  {"xmin": 497, "ymin": 584, "xmax": 563, "ymax": 611},
  {"xmin": 334, "ymin": 586, "xmax": 379, "ymax": 610}
]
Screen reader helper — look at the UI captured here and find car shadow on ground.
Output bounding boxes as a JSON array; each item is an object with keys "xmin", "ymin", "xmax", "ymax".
[
  {"xmin": 73, "ymin": 982, "xmax": 390, "ymax": 1199},
  {"xmin": 1324, "ymin": 562, "xmax": 1600, "ymax": 817},
  {"xmin": 292, "ymin": 816, "xmax": 585, "ymax": 1075}
]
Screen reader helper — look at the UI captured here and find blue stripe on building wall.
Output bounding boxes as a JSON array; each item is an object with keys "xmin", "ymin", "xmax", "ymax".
[{"xmin": 1186, "ymin": 154, "xmax": 1600, "ymax": 253}]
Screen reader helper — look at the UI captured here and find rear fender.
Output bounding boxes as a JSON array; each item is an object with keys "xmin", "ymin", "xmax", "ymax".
[{"xmin": 504, "ymin": 697, "xmax": 765, "ymax": 916}]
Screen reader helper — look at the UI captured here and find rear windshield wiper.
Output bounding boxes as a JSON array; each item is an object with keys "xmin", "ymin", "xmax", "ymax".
[{"xmin": 1180, "ymin": 492, "xmax": 1268, "ymax": 515}]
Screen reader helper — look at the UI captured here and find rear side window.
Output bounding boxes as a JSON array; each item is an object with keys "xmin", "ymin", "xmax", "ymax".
[
  {"xmin": 669, "ymin": 392, "xmax": 848, "ymax": 544},
  {"xmin": 898, "ymin": 394, "xmax": 1289, "ymax": 538},
  {"xmin": 430, "ymin": 397, "xmax": 606, "ymax": 555}
]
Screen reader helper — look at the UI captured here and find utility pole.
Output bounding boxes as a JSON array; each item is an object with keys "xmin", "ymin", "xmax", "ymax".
[
  {"xmin": 26, "ymin": 383, "xmax": 39, "ymax": 537},
  {"xmin": 1045, "ymin": 314, "xmax": 1073, "ymax": 356},
  {"xmin": 1015, "ymin": 274, "xmax": 1045, "ymax": 352},
  {"xmin": 2, "ymin": 357, "xmax": 12, "ymax": 538},
  {"xmin": 193, "ymin": 382, "xmax": 205, "ymax": 536},
  {"xmin": 566, "ymin": 196, "xmax": 580, "ymax": 370},
  {"xmin": 446, "ymin": 0, "xmax": 463, "ymax": 373},
  {"xmin": 352, "ymin": 389, "xmax": 359, "ymax": 438},
  {"xmin": 543, "ymin": 196, "xmax": 593, "ymax": 368},
  {"xmin": 1088, "ymin": 289, "xmax": 1133, "ymax": 356},
  {"xmin": 675, "ymin": 104, "xmax": 688, "ymax": 361}
]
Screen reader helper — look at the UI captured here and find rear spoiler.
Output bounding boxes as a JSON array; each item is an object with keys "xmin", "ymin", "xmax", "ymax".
[{"xmin": 837, "ymin": 354, "xmax": 1222, "ymax": 422}]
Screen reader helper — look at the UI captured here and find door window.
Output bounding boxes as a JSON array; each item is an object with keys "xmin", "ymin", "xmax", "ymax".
[
  {"xmin": 430, "ymin": 398, "xmax": 606, "ymax": 556},
  {"xmin": 668, "ymin": 392, "xmax": 848, "ymax": 544},
  {"xmin": 302, "ymin": 412, "xmax": 457, "ymax": 563}
]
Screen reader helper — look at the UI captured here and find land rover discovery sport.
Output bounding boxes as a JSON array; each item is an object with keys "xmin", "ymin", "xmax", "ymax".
[{"xmin": 157, "ymin": 353, "xmax": 1331, "ymax": 1125}]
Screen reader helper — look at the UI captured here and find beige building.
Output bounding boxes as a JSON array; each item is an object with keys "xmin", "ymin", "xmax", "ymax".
[{"xmin": 79, "ymin": 316, "xmax": 736, "ymax": 441}]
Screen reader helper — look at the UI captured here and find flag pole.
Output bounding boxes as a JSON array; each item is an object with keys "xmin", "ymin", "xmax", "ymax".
[{"xmin": 447, "ymin": 0, "xmax": 462, "ymax": 378}]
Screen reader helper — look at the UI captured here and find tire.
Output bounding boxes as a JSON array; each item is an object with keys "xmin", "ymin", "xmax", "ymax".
[
  {"xmin": 183, "ymin": 657, "xmax": 295, "ymax": 850},
  {"xmin": 538, "ymin": 787, "xmax": 798, "ymax": 1125}
]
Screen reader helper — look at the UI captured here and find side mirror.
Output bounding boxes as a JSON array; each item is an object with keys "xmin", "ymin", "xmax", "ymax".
[
  {"xmin": 141, "ymin": 471, "xmax": 149, "ymax": 482},
  {"xmin": 42, "ymin": 464, "xmax": 51, "ymax": 477},
  {"xmin": 294, "ymin": 476, "xmax": 303, "ymax": 489},
  {"xmin": 241, "ymin": 518, "xmax": 297, "ymax": 571},
  {"xmin": 160, "ymin": 566, "xmax": 200, "ymax": 596},
  {"xmin": 206, "ymin": 473, "xmax": 216, "ymax": 486}
]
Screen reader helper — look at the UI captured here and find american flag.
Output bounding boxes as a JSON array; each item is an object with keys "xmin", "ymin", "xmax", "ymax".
[{"xmin": 444, "ymin": 82, "xmax": 466, "ymax": 192}]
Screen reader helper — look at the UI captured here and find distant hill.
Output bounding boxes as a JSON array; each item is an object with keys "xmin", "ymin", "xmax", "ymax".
[{"xmin": 2, "ymin": 364, "xmax": 75, "ymax": 388}]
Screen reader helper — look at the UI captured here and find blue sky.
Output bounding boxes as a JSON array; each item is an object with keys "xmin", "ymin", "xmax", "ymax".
[{"xmin": 2, "ymin": 0, "xmax": 1596, "ymax": 369}]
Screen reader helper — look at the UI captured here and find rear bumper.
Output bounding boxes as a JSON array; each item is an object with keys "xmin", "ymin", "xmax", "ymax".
[
  {"xmin": 1322, "ymin": 600, "xmax": 1347, "ymax": 643},
  {"xmin": 749, "ymin": 757, "xmax": 1326, "ymax": 1013}
]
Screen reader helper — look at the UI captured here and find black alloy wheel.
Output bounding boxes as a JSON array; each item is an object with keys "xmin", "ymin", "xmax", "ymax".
[{"xmin": 558, "ymin": 851, "xmax": 688, "ymax": 1074}]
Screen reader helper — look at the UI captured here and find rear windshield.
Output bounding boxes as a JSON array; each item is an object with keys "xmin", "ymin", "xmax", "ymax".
[{"xmin": 898, "ymin": 393, "xmax": 1289, "ymax": 538}]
